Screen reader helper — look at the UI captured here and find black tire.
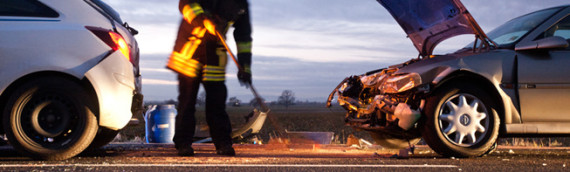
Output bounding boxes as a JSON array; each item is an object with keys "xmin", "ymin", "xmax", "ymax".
[
  {"xmin": 369, "ymin": 131, "xmax": 420, "ymax": 149},
  {"xmin": 0, "ymin": 135, "xmax": 7, "ymax": 146},
  {"xmin": 422, "ymin": 83, "xmax": 500, "ymax": 157},
  {"xmin": 88, "ymin": 128, "xmax": 120, "ymax": 149},
  {"xmin": 2, "ymin": 76, "xmax": 98, "ymax": 160}
]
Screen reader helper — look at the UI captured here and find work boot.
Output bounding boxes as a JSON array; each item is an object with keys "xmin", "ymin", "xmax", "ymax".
[
  {"xmin": 216, "ymin": 146, "xmax": 235, "ymax": 156},
  {"xmin": 177, "ymin": 146, "xmax": 195, "ymax": 156}
]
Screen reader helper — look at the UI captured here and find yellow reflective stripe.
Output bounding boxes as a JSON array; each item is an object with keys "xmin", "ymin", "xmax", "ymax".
[
  {"xmin": 204, "ymin": 65, "xmax": 225, "ymax": 73},
  {"xmin": 203, "ymin": 65, "xmax": 225, "ymax": 81},
  {"xmin": 182, "ymin": 3, "xmax": 204, "ymax": 23},
  {"xmin": 204, "ymin": 65, "xmax": 225, "ymax": 69},
  {"xmin": 168, "ymin": 53, "xmax": 202, "ymax": 69},
  {"xmin": 180, "ymin": 37, "xmax": 201, "ymax": 57},
  {"xmin": 172, "ymin": 28, "xmax": 206, "ymax": 76},
  {"xmin": 203, "ymin": 78, "xmax": 225, "ymax": 81},
  {"xmin": 216, "ymin": 47, "xmax": 228, "ymax": 67},
  {"xmin": 177, "ymin": 28, "xmax": 206, "ymax": 63},
  {"xmin": 243, "ymin": 65, "xmax": 251, "ymax": 73},
  {"xmin": 203, "ymin": 73, "xmax": 225, "ymax": 77},
  {"xmin": 203, "ymin": 73, "xmax": 225, "ymax": 81},
  {"xmin": 204, "ymin": 70, "xmax": 225, "ymax": 74},
  {"xmin": 191, "ymin": 27, "xmax": 207, "ymax": 38},
  {"xmin": 167, "ymin": 52, "xmax": 202, "ymax": 77},
  {"xmin": 190, "ymin": 3, "xmax": 204, "ymax": 14},
  {"xmin": 236, "ymin": 41, "xmax": 252, "ymax": 54}
]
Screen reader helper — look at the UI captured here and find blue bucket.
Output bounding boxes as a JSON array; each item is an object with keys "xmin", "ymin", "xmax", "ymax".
[{"xmin": 144, "ymin": 104, "xmax": 177, "ymax": 143}]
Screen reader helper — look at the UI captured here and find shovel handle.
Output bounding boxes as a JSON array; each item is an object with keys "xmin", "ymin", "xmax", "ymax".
[
  {"xmin": 215, "ymin": 31, "xmax": 287, "ymax": 137},
  {"xmin": 215, "ymin": 31, "xmax": 242, "ymax": 71},
  {"xmin": 215, "ymin": 31, "xmax": 269, "ymax": 111}
]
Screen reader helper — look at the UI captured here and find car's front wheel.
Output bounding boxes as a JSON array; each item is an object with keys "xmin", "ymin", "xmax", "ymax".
[
  {"xmin": 369, "ymin": 131, "xmax": 420, "ymax": 149},
  {"xmin": 422, "ymin": 83, "xmax": 499, "ymax": 157},
  {"xmin": 2, "ymin": 76, "xmax": 98, "ymax": 160}
]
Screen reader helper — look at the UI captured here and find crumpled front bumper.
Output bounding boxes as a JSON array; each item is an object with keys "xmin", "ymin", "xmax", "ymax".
[{"xmin": 328, "ymin": 68, "xmax": 425, "ymax": 132}]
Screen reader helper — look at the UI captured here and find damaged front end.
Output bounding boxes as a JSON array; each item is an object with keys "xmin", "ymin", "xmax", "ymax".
[{"xmin": 327, "ymin": 66, "xmax": 429, "ymax": 147}]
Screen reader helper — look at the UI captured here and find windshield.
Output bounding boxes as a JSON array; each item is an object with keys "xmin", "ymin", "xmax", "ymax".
[{"xmin": 466, "ymin": 7, "xmax": 562, "ymax": 48}]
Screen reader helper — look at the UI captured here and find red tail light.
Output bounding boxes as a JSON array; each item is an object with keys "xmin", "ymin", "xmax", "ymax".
[
  {"xmin": 108, "ymin": 31, "xmax": 130, "ymax": 62},
  {"xmin": 86, "ymin": 26, "xmax": 132, "ymax": 64}
]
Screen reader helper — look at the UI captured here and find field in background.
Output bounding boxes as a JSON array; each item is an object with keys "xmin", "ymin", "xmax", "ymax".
[
  {"xmin": 121, "ymin": 103, "xmax": 370, "ymax": 144},
  {"xmin": 120, "ymin": 104, "xmax": 570, "ymax": 146}
]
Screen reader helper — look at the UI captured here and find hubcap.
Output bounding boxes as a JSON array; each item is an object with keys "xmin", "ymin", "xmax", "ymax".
[
  {"xmin": 18, "ymin": 93, "xmax": 81, "ymax": 148},
  {"xmin": 438, "ymin": 94, "xmax": 489, "ymax": 147},
  {"xmin": 459, "ymin": 114, "xmax": 471, "ymax": 126},
  {"xmin": 31, "ymin": 101, "xmax": 71, "ymax": 138}
]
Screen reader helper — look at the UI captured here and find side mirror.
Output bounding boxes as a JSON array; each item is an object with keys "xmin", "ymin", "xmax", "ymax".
[{"xmin": 515, "ymin": 36, "xmax": 569, "ymax": 51}]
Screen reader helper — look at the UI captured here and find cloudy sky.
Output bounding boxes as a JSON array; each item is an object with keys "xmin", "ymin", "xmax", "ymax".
[{"xmin": 104, "ymin": 0, "xmax": 569, "ymax": 102}]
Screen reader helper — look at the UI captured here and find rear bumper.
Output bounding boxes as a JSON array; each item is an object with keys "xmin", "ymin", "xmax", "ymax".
[{"xmin": 85, "ymin": 52, "xmax": 136, "ymax": 130}]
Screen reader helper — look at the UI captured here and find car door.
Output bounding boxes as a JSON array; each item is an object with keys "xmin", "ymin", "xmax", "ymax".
[{"xmin": 517, "ymin": 14, "xmax": 570, "ymax": 122}]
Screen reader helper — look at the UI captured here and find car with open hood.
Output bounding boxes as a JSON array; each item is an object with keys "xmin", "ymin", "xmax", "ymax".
[
  {"xmin": 0, "ymin": 0, "xmax": 143, "ymax": 160},
  {"xmin": 328, "ymin": 0, "xmax": 570, "ymax": 157}
]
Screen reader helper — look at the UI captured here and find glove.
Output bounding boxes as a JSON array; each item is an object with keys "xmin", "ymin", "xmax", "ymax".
[
  {"xmin": 189, "ymin": 14, "xmax": 218, "ymax": 35},
  {"xmin": 237, "ymin": 52, "xmax": 252, "ymax": 87},
  {"xmin": 237, "ymin": 70, "xmax": 252, "ymax": 87}
]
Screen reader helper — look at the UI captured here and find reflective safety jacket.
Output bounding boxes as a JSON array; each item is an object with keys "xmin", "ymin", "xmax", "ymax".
[{"xmin": 167, "ymin": 0, "xmax": 252, "ymax": 80}]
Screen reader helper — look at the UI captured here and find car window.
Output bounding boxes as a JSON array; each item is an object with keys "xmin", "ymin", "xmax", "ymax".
[
  {"xmin": 0, "ymin": 0, "xmax": 58, "ymax": 17},
  {"xmin": 542, "ymin": 15, "xmax": 570, "ymax": 46}
]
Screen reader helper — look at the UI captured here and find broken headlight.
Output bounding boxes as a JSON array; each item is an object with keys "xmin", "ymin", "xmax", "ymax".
[{"xmin": 380, "ymin": 73, "xmax": 422, "ymax": 93}]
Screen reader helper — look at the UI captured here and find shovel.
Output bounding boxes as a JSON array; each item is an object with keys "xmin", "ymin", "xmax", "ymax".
[
  {"xmin": 193, "ymin": 31, "xmax": 287, "ymax": 143},
  {"xmin": 214, "ymin": 31, "xmax": 288, "ymax": 138}
]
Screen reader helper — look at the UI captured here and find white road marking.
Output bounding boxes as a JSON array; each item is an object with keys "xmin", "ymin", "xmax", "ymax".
[{"xmin": 0, "ymin": 164, "xmax": 457, "ymax": 168}]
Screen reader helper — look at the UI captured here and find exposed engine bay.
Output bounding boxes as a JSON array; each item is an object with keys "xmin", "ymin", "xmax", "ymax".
[{"xmin": 327, "ymin": 65, "xmax": 427, "ymax": 148}]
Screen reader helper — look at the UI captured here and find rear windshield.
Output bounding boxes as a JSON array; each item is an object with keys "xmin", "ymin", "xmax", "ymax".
[{"xmin": 86, "ymin": 0, "xmax": 123, "ymax": 24}]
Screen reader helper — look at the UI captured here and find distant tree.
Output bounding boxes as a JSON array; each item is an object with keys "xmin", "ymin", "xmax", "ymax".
[
  {"xmin": 249, "ymin": 97, "xmax": 265, "ymax": 107},
  {"xmin": 196, "ymin": 91, "xmax": 206, "ymax": 106},
  {"xmin": 165, "ymin": 99, "xmax": 177, "ymax": 105},
  {"xmin": 278, "ymin": 90, "xmax": 295, "ymax": 108},
  {"xmin": 228, "ymin": 96, "xmax": 241, "ymax": 107}
]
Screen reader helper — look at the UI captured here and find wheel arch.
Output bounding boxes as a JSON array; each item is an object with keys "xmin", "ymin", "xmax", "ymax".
[
  {"xmin": 0, "ymin": 71, "xmax": 100, "ymax": 133},
  {"xmin": 430, "ymin": 70, "xmax": 507, "ymax": 135}
]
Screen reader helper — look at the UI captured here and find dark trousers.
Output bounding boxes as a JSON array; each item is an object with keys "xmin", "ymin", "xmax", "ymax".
[{"xmin": 173, "ymin": 74, "xmax": 233, "ymax": 149}]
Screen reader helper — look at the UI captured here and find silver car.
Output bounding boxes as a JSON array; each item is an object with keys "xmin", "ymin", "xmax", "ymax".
[
  {"xmin": 328, "ymin": 0, "xmax": 570, "ymax": 157},
  {"xmin": 0, "ymin": 0, "xmax": 143, "ymax": 160}
]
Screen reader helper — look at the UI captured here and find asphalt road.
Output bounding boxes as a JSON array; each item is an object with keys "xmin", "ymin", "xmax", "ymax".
[{"xmin": 0, "ymin": 143, "xmax": 568, "ymax": 171}]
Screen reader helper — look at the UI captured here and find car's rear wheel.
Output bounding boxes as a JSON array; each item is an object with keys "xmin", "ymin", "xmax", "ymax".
[
  {"xmin": 369, "ymin": 132, "xmax": 420, "ymax": 149},
  {"xmin": 2, "ymin": 76, "xmax": 98, "ymax": 160},
  {"xmin": 0, "ymin": 134, "xmax": 7, "ymax": 146},
  {"xmin": 88, "ymin": 128, "xmax": 120, "ymax": 149},
  {"xmin": 422, "ymin": 83, "xmax": 499, "ymax": 157}
]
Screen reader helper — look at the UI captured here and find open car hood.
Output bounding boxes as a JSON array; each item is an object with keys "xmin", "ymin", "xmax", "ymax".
[{"xmin": 377, "ymin": 0, "xmax": 486, "ymax": 56}]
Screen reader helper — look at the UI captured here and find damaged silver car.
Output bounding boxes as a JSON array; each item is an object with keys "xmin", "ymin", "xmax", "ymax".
[{"xmin": 327, "ymin": 0, "xmax": 570, "ymax": 157}]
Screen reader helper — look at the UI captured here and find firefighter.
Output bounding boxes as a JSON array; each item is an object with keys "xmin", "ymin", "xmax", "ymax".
[{"xmin": 166, "ymin": 0, "xmax": 252, "ymax": 156}]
